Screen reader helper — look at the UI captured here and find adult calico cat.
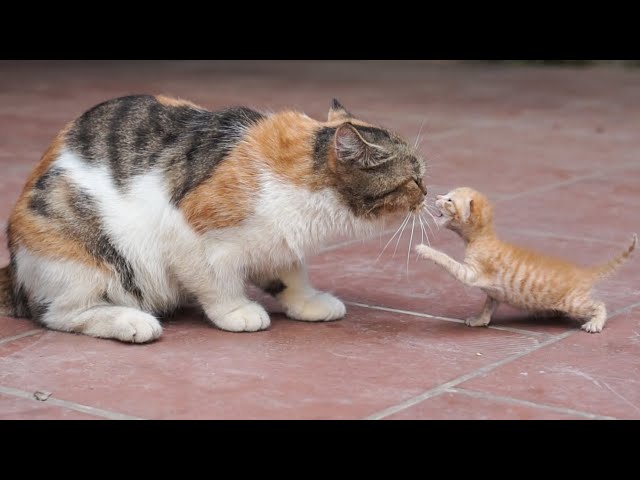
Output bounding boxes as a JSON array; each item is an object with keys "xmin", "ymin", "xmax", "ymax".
[{"xmin": 0, "ymin": 96, "xmax": 426, "ymax": 343}]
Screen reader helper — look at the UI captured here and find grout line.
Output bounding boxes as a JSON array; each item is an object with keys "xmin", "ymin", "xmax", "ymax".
[
  {"xmin": 447, "ymin": 388, "xmax": 617, "ymax": 420},
  {"xmin": 610, "ymin": 300, "xmax": 640, "ymax": 317},
  {"xmin": 364, "ymin": 331, "xmax": 574, "ymax": 420},
  {"xmin": 498, "ymin": 160, "xmax": 638, "ymax": 202},
  {"xmin": 0, "ymin": 385, "xmax": 144, "ymax": 420},
  {"xmin": 345, "ymin": 301, "xmax": 550, "ymax": 338},
  {"xmin": 501, "ymin": 228, "xmax": 625, "ymax": 247},
  {"xmin": 365, "ymin": 302, "xmax": 637, "ymax": 420},
  {"xmin": 0, "ymin": 329, "xmax": 42, "ymax": 346}
]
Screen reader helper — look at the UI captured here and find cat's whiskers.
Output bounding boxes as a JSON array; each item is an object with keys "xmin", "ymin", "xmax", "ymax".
[
  {"xmin": 375, "ymin": 212, "xmax": 410, "ymax": 263},
  {"xmin": 419, "ymin": 214, "xmax": 431, "ymax": 247},
  {"xmin": 406, "ymin": 214, "xmax": 416, "ymax": 277},
  {"xmin": 417, "ymin": 214, "xmax": 427, "ymax": 261},
  {"xmin": 423, "ymin": 204, "xmax": 440, "ymax": 232},
  {"xmin": 413, "ymin": 120, "xmax": 426, "ymax": 152},
  {"xmin": 392, "ymin": 213, "xmax": 412, "ymax": 259}
]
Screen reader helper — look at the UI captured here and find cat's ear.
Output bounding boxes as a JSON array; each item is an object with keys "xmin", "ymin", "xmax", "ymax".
[
  {"xmin": 328, "ymin": 98, "xmax": 352, "ymax": 122},
  {"xmin": 461, "ymin": 198, "xmax": 473, "ymax": 223},
  {"xmin": 335, "ymin": 123, "xmax": 387, "ymax": 168}
]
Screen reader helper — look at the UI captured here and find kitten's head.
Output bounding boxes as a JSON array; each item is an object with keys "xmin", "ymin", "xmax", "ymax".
[
  {"xmin": 433, "ymin": 187, "xmax": 493, "ymax": 239},
  {"xmin": 318, "ymin": 99, "xmax": 427, "ymax": 220}
]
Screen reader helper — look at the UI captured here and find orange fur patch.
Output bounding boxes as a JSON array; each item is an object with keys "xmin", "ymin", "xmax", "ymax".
[
  {"xmin": 180, "ymin": 111, "xmax": 332, "ymax": 233},
  {"xmin": 9, "ymin": 126, "xmax": 106, "ymax": 270},
  {"xmin": 156, "ymin": 95, "xmax": 203, "ymax": 109},
  {"xmin": 242, "ymin": 112, "xmax": 327, "ymax": 189},
  {"xmin": 180, "ymin": 156, "xmax": 258, "ymax": 234}
]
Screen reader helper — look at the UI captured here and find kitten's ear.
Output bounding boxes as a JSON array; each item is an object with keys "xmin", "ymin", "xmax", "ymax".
[
  {"xmin": 461, "ymin": 198, "xmax": 473, "ymax": 223},
  {"xmin": 335, "ymin": 123, "xmax": 387, "ymax": 168},
  {"xmin": 328, "ymin": 98, "xmax": 352, "ymax": 122}
]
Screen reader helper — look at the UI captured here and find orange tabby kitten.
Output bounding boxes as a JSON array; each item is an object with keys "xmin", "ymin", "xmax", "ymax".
[{"xmin": 415, "ymin": 187, "xmax": 636, "ymax": 333}]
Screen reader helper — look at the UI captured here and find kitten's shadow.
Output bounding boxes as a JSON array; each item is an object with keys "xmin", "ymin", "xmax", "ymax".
[{"xmin": 491, "ymin": 311, "xmax": 578, "ymax": 330}]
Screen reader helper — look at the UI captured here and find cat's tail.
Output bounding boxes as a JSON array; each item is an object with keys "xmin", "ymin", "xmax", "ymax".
[
  {"xmin": 0, "ymin": 265, "xmax": 14, "ymax": 316},
  {"xmin": 591, "ymin": 233, "xmax": 637, "ymax": 281}
]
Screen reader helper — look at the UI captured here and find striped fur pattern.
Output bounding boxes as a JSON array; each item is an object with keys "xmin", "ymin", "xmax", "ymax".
[
  {"xmin": 416, "ymin": 187, "xmax": 636, "ymax": 333},
  {"xmin": 0, "ymin": 96, "xmax": 426, "ymax": 342}
]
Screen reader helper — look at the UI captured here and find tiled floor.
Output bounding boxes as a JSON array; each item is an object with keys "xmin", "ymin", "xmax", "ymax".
[{"xmin": 0, "ymin": 60, "xmax": 638, "ymax": 419}]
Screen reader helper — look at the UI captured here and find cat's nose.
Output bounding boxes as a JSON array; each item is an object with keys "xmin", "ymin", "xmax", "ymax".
[{"xmin": 415, "ymin": 178, "xmax": 427, "ymax": 195}]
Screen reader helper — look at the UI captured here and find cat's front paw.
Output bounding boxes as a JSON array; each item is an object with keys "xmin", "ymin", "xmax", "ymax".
[
  {"xmin": 283, "ymin": 291, "xmax": 346, "ymax": 322},
  {"xmin": 213, "ymin": 302, "xmax": 271, "ymax": 332},
  {"xmin": 465, "ymin": 315, "xmax": 490, "ymax": 327},
  {"xmin": 415, "ymin": 244, "xmax": 435, "ymax": 259}
]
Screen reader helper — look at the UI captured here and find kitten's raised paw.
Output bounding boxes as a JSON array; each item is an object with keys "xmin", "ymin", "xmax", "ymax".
[
  {"xmin": 415, "ymin": 244, "xmax": 433, "ymax": 258},
  {"xmin": 284, "ymin": 292, "xmax": 346, "ymax": 322},
  {"xmin": 465, "ymin": 316, "xmax": 490, "ymax": 327},
  {"xmin": 581, "ymin": 320, "xmax": 604, "ymax": 333},
  {"xmin": 214, "ymin": 302, "xmax": 271, "ymax": 332}
]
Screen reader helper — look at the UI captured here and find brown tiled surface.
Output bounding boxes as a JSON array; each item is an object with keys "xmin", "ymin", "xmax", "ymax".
[
  {"xmin": 384, "ymin": 391, "xmax": 589, "ymax": 420},
  {"xmin": 459, "ymin": 308, "xmax": 640, "ymax": 420},
  {"xmin": 0, "ymin": 393, "xmax": 102, "ymax": 420},
  {"xmin": 0, "ymin": 60, "xmax": 638, "ymax": 419}
]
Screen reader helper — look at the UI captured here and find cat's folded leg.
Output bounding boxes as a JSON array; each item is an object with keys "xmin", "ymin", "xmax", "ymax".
[
  {"xmin": 45, "ymin": 304, "xmax": 163, "ymax": 343},
  {"xmin": 265, "ymin": 263, "xmax": 346, "ymax": 322},
  {"xmin": 466, "ymin": 295, "xmax": 499, "ymax": 327}
]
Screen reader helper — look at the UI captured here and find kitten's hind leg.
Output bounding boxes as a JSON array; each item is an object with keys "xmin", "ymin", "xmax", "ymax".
[
  {"xmin": 579, "ymin": 301, "xmax": 607, "ymax": 333},
  {"xmin": 466, "ymin": 295, "xmax": 499, "ymax": 327},
  {"xmin": 259, "ymin": 263, "xmax": 346, "ymax": 322},
  {"xmin": 45, "ymin": 305, "xmax": 162, "ymax": 343}
]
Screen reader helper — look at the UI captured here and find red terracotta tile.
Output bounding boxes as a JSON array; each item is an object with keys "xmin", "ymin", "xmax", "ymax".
[
  {"xmin": 385, "ymin": 391, "xmax": 586, "ymax": 420},
  {"xmin": 0, "ymin": 307, "xmax": 541, "ymax": 419},
  {"xmin": 0, "ymin": 60, "xmax": 638, "ymax": 420},
  {"xmin": 496, "ymin": 165, "xmax": 640, "ymax": 243},
  {"xmin": 0, "ymin": 316, "xmax": 41, "ymax": 341},
  {"xmin": 0, "ymin": 393, "xmax": 102, "ymax": 420},
  {"xmin": 459, "ymin": 307, "xmax": 640, "ymax": 419}
]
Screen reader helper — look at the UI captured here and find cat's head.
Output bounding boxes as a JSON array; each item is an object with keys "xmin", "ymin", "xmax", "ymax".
[
  {"xmin": 317, "ymin": 99, "xmax": 427, "ymax": 220},
  {"xmin": 433, "ymin": 187, "xmax": 493, "ymax": 238}
]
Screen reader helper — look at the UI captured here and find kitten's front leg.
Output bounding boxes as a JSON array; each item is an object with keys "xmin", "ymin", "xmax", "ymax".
[
  {"xmin": 264, "ymin": 263, "xmax": 346, "ymax": 322},
  {"xmin": 466, "ymin": 295, "xmax": 499, "ymax": 327},
  {"xmin": 415, "ymin": 244, "xmax": 479, "ymax": 286}
]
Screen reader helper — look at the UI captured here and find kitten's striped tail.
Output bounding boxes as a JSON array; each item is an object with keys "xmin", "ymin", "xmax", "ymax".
[
  {"xmin": 0, "ymin": 265, "xmax": 14, "ymax": 316},
  {"xmin": 591, "ymin": 233, "xmax": 637, "ymax": 281}
]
